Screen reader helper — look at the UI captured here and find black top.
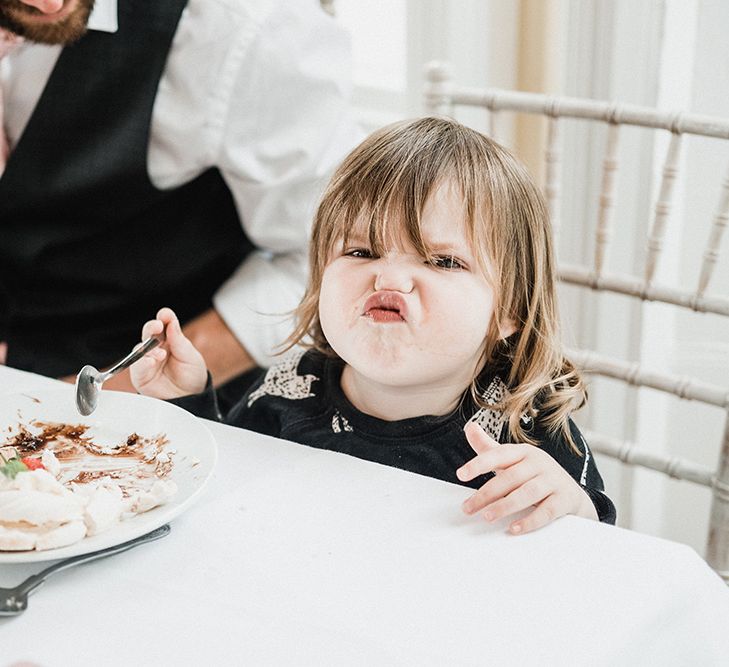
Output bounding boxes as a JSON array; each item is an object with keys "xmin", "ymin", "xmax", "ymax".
[
  {"xmin": 174, "ymin": 350, "xmax": 616, "ymax": 524},
  {"xmin": 0, "ymin": 0, "xmax": 250, "ymax": 377}
]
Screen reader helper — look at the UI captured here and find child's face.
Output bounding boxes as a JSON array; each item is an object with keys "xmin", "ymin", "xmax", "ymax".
[{"xmin": 319, "ymin": 182, "xmax": 507, "ymax": 390}]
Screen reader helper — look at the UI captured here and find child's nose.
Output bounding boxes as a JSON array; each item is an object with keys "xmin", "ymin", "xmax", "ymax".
[{"xmin": 373, "ymin": 259, "xmax": 415, "ymax": 293}]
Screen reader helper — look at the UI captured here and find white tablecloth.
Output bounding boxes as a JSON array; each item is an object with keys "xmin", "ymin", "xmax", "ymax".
[{"xmin": 0, "ymin": 365, "xmax": 728, "ymax": 666}]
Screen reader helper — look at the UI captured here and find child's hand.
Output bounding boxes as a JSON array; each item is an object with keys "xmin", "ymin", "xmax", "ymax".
[
  {"xmin": 130, "ymin": 307, "xmax": 208, "ymax": 399},
  {"xmin": 456, "ymin": 422, "xmax": 598, "ymax": 534}
]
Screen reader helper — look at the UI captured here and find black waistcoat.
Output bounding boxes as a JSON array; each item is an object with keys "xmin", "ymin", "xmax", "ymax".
[{"xmin": 0, "ymin": 0, "xmax": 251, "ymax": 377}]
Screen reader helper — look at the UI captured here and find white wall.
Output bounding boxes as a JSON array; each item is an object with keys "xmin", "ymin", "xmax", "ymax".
[{"xmin": 337, "ymin": 0, "xmax": 520, "ymax": 130}]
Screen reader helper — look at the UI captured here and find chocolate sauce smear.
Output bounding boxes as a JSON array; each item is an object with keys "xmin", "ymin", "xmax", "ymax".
[{"xmin": 2, "ymin": 420, "xmax": 172, "ymax": 489}]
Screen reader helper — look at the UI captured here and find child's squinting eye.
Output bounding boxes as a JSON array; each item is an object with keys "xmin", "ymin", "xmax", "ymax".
[
  {"xmin": 429, "ymin": 255, "xmax": 465, "ymax": 270},
  {"xmin": 344, "ymin": 248, "xmax": 374, "ymax": 259}
]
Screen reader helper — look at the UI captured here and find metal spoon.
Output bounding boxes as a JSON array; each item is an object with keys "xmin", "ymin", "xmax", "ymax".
[
  {"xmin": 0, "ymin": 524, "xmax": 171, "ymax": 616},
  {"xmin": 75, "ymin": 331, "xmax": 166, "ymax": 416}
]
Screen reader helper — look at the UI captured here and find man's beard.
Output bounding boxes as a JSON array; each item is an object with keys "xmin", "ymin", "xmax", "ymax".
[{"xmin": 0, "ymin": 0, "xmax": 95, "ymax": 45}]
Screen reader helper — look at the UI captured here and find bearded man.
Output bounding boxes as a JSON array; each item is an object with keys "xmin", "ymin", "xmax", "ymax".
[{"xmin": 0, "ymin": 0, "xmax": 361, "ymax": 400}]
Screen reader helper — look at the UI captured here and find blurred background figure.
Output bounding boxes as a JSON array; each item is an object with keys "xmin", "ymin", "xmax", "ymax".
[{"xmin": 0, "ymin": 0, "xmax": 362, "ymax": 409}]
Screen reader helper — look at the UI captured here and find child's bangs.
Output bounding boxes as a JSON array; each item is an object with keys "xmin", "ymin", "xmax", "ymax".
[
  {"xmin": 335, "ymin": 158, "xmax": 468, "ymax": 260},
  {"xmin": 316, "ymin": 116, "xmax": 501, "ymax": 274}
]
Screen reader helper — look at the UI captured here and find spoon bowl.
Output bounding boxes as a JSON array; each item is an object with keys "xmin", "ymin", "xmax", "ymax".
[
  {"xmin": 74, "ymin": 332, "xmax": 165, "ymax": 416},
  {"xmin": 75, "ymin": 364, "xmax": 102, "ymax": 416}
]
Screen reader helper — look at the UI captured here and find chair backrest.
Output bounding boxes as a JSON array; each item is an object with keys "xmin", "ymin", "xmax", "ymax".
[{"xmin": 424, "ymin": 62, "xmax": 729, "ymax": 583}]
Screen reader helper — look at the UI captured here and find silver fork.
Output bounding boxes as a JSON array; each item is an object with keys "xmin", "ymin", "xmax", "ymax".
[{"xmin": 0, "ymin": 524, "xmax": 170, "ymax": 616}]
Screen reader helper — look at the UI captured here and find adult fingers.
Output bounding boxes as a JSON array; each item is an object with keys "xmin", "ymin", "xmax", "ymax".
[{"xmin": 461, "ymin": 463, "xmax": 539, "ymax": 515}]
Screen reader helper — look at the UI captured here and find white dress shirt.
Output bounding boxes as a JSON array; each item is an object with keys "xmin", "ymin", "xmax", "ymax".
[{"xmin": 0, "ymin": 0, "xmax": 363, "ymax": 366}]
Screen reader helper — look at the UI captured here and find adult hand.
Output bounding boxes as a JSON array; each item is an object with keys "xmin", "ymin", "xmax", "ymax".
[
  {"xmin": 456, "ymin": 421, "xmax": 598, "ymax": 534},
  {"xmin": 130, "ymin": 307, "xmax": 208, "ymax": 398},
  {"xmin": 182, "ymin": 308, "xmax": 255, "ymax": 387},
  {"xmin": 0, "ymin": 342, "xmax": 6, "ymax": 365}
]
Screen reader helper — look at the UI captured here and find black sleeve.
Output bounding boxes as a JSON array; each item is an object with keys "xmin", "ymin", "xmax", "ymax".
[
  {"xmin": 168, "ymin": 373, "xmax": 222, "ymax": 421},
  {"xmin": 528, "ymin": 418, "xmax": 617, "ymax": 525}
]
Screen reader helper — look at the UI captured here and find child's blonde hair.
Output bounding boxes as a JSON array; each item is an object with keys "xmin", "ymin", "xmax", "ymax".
[{"xmin": 287, "ymin": 117, "xmax": 586, "ymax": 449}]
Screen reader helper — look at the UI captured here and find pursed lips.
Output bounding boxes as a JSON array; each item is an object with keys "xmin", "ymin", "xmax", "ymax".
[{"xmin": 362, "ymin": 291, "xmax": 408, "ymax": 323}]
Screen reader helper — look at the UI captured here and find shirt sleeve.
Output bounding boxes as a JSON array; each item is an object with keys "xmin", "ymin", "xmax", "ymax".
[
  {"xmin": 211, "ymin": 1, "xmax": 365, "ymax": 366},
  {"xmin": 569, "ymin": 423, "xmax": 617, "ymax": 524},
  {"xmin": 168, "ymin": 373, "xmax": 222, "ymax": 422}
]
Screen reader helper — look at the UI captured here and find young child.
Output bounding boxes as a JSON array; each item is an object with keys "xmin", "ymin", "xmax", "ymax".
[{"xmin": 131, "ymin": 117, "xmax": 615, "ymax": 533}]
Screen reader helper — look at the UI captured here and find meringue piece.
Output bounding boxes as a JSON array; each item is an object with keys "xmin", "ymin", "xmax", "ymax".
[
  {"xmin": 0, "ymin": 524, "xmax": 37, "ymax": 551},
  {"xmin": 34, "ymin": 519, "xmax": 87, "ymax": 551},
  {"xmin": 0, "ymin": 519, "xmax": 88, "ymax": 551},
  {"xmin": 127, "ymin": 480, "xmax": 178, "ymax": 514},
  {"xmin": 13, "ymin": 469, "xmax": 73, "ymax": 496},
  {"xmin": 41, "ymin": 449, "xmax": 61, "ymax": 477},
  {"xmin": 0, "ymin": 488, "xmax": 84, "ymax": 526},
  {"xmin": 84, "ymin": 484, "xmax": 124, "ymax": 536}
]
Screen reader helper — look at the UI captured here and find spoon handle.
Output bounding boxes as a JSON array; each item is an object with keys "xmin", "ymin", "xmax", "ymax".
[{"xmin": 101, "ymin": 331, "xmax": 166, "ymax": 381}]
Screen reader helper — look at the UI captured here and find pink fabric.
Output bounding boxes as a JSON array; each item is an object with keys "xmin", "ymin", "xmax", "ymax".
[{"xmin": 0, "ymin": 28, "xmax": 23, "ymax": 174}]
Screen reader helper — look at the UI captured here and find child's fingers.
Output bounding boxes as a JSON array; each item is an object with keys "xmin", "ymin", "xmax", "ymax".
[
  {"xmin": 461, "ymin": 464, "xmax": 538, "ymax": 515},
  {"xmin": 164, "ymin": 316, "xmax": 199, "ymax": 358},
  {"xmin": 130, "ymin": 354, "xmax": 162, "ymax": 389},
  {"xmin": 151, "ymin": 307, "xmax": 180, "ymax": 344},
  {"xmin": 456, "ymin": 443, "xmax": 526, "ymax": 482},
  {"xmin": 148, "ymin": 347, "xmax": 167, "ymax": 362},
  {"xmin": 141, "ymin": 318, "xmax": 164, "ymax": 341},
  {"xmin": 480, "ymin": 476, "xmax": 552, "ymax": 523},
  {"xmin": 148, "ymin": 311, "xmax": 192, "ymax": 359},
  {"xmin": 155, "ymin": 307, "xmax": 178, "ymax": 325},
  {"xmin": 135, "ymin": 354, "xmax": 159, "ymax": 373},
  {"xmin": 509, "ymin": 496, "xmax": 565, "ymax": 535},
  {"xmin": 463, "ymin": 421, "xmax": 500, "ymax": 455}
]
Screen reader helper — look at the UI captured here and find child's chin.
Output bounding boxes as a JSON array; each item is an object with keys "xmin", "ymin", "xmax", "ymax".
[{"xmin": 349, "ymin": 358, "xmax": 424, "ymax": 386}]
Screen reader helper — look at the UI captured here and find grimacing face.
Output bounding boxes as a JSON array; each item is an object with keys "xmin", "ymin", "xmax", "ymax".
[
  {"xmin": 0, "ymin": 0, "xmax": 95, "ymax": 45},
  {"xmin": 318, "ymin": 182, "xmax": 513, "ymax": 393}
]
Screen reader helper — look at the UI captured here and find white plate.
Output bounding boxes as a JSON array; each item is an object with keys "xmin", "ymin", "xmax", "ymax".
[{"xmin": 0, "ymin": 388, "xmax": 217, "ymax": 563}]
